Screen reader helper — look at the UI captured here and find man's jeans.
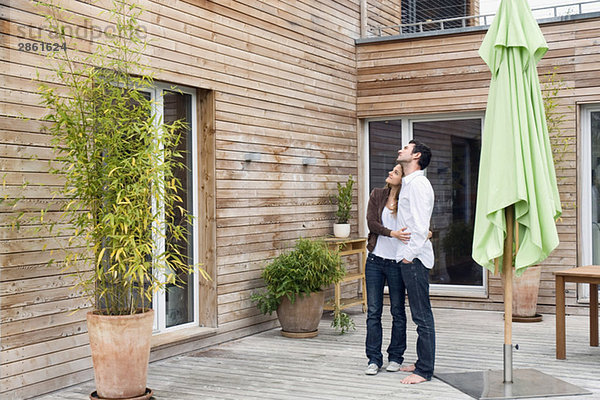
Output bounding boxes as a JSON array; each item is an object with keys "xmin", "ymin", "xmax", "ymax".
[
  {"xmin": 365, "ymin": 253, "xmax": 406, "ymax": 368},
  {"xmin": 400, "ymin": 258, "xmax": 436, "ymax": 380}
]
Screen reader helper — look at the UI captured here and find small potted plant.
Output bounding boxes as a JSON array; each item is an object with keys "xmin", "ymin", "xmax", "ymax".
[
  {"xmin": 251, "ymin": 238, "xmax": 346, "ymax": 337},
  {"xmin": 333, "ymin": 175, "xmax": 355, "ymax": 238}
]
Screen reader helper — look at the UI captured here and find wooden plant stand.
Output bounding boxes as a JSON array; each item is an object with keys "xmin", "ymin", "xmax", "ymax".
[{"xmin": 322, "ymin": 237, "xmax": 367, "ymax": 313}]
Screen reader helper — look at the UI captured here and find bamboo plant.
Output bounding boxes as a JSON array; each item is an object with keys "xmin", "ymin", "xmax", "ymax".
[{"xmin": 29, "ymin": 0, "xmax": 207, "ymax": 315}]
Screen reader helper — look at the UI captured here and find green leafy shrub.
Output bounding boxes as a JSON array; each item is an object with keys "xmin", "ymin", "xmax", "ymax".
[{"xmin": 251, "ymin": 238, "xmax": 345, "ymax": 315}]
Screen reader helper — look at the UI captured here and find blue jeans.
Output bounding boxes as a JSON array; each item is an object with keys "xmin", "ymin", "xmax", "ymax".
[
  {"xmin": 365, "ymin": 253, "xmax": 406, "ymax": 368},
  {"xmin": 400, "ymin": 258, "xmax": 436, "ymax": 380}
]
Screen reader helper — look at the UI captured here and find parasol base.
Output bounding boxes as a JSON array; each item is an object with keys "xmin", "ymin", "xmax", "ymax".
[{"xmin": 435, "ymin": 369, "xmax": 590, "ymax": 400}]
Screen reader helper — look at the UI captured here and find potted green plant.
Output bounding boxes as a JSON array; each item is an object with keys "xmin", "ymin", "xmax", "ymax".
[
  {"xmin": 251, "ymin": 238, "xmax": 347, "ymax": 337},
  {"xmin": 24, "ymin": 2, "xmax": 208, "ymax": 398},
  {"xmin": 333, "ymin": 175, "xmax": 355, "ymax": 238}
]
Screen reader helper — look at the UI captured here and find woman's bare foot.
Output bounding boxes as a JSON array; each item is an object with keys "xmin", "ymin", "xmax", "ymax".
[
  {"xmin": 400, "ymin": 373, "xmax": 427, "ymax": 384},
  {"xmin": 400, "ymin": 364, "xmax": 415, "ymax": 372}
]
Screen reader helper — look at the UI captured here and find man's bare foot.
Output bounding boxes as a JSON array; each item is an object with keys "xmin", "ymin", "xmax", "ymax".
[
  {"xmin": 400, "ymin": 364, "xmax": 415, "ymax": 372},
  {"xmin": 400, "ymin": 373, "xmax": 427, "ymax": 384}
]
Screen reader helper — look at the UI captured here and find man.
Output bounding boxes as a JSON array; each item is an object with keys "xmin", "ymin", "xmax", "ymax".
[{"xmin": 394, "ymin": 139, "xmax": 435, "ymax": 384}]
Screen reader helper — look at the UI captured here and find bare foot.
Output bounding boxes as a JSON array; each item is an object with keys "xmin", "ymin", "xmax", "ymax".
[
  {"xmin": 400, "ymin": 364, "xmax": 415, "ymax": 372},
  {"xmin": 401, "ymin": 373, "xmax": 427, "ymax": 384}
]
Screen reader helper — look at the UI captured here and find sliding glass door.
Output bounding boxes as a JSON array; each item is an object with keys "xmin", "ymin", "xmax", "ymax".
[
  {"xmin": 366, "ymin": 115, "xmax": 485, "ymax": 295},
  {"xmin": 412, "ymin": 118, "xmax": 484, "ymax": 292}
]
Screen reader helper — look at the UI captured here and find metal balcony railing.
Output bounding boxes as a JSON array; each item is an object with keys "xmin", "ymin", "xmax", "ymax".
[{"xmin": 369, "ymin": 0, "xmax": 600, "ymax": 37}]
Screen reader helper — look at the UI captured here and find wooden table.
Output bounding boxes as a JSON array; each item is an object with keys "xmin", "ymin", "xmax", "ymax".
[
  {"xmin": 554, "ymin": 265, "xmax": 600, "ymax": 359},
  {"xmin": 322, "ymin": 237, "xmax": 367, "ymax": 313}
]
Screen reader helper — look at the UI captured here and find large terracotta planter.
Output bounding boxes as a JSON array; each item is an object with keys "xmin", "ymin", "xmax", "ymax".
[
  {"xmin": 276, "ymin": 291, "xmax": 324, "ymax": 338},
  {"xmin": 87, "ymin": 309, "xmax": 154, "ymax": 399},
  {"xmin": 503, "ymin": 265, "xmax": 542, "ymax": 321},
  {"xmin": 512, "ymin": 265, "xmax": 542, "ymax": 318}
]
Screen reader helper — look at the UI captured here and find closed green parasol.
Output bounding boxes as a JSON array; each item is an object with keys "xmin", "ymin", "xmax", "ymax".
[
  {"xmin": 473, "ymin": 0, "xmax": 561, "ymax": 385},
  {"xmin": 473, "ymin": 0, "xmax": 561, "ymax": 277}
]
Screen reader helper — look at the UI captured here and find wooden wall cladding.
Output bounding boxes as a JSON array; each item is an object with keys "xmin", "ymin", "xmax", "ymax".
[{"xmin": 1, "ymin": 0, "xmax": 360, "ymax": 398}]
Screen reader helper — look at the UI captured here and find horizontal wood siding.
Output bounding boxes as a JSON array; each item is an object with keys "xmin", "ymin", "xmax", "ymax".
[
  {"xmin": 357, "ymin": 16, "xmax": 600, "ymax": 313},
  {"xmin": 1, "ymin": 0, "xmax": 360, "ymax": 398}
]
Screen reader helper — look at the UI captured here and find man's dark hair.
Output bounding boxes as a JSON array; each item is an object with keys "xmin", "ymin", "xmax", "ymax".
[{"xmin": 409, "ymin": 139, "xmax": 432, "ymax": 170}]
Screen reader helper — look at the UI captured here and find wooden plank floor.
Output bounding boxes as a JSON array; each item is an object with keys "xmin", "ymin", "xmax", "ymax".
[{"xmin": 35, "ymin": 308, "xmax": 600, "ymax": 399}]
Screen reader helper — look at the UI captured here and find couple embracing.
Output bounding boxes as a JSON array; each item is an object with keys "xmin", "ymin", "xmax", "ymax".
[{"xmin": 364, "ymin": 140, "xmax": 435, "ymax": 385}]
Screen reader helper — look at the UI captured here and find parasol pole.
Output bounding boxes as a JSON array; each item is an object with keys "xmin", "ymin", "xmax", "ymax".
[{"xmin": 503, "ymin": 204, "xmax": 515, "ymax": 383}]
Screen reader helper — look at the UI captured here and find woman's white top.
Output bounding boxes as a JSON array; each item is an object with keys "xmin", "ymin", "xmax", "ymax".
[{"xmin": 372, "ymin": 207, "xmax": 400, "ymax": 260}]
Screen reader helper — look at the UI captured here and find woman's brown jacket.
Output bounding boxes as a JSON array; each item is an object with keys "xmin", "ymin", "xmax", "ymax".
[{"xmin": 366, "ymin": 186, "xmax": 395, "ymax": 252}]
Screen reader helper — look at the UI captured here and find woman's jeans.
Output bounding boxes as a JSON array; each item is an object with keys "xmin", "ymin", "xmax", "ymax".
[
  {"xmin": 365, "ymin": 253, "xmax": 406, "ymax": 368},
  {"xmin": 365, "ymin": 255, "xmax": 435, "ymax": 380}
]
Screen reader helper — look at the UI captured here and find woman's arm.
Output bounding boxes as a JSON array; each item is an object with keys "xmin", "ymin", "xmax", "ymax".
[
  {"xmin": 390, "ymin": 228, "xmax": 410, "ymax": 243},
  {"xmin": 366, "ymin": 190, "xmax": 392, "ymax": 237}
]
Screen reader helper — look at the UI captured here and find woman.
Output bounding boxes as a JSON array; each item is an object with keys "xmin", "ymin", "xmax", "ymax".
[{"xmin": 364, "ymin": 163, "xmax": 410, "ymax": 375}]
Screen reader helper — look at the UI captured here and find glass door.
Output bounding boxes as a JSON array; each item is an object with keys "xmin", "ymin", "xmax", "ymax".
[
  {"xmin": 412, "ymin": 117, "xmax": 486, "ymax": 294},
  {"xmin": 163, "ymin": 90, "xmax": 196, "ymax": 328},
  {"xmin": 149, "ymin": 84, "xmax": 199, "ymax": 332},
  {"xmin": 368, "ymin": 120, "xmax": 402, "ymax": 192}
]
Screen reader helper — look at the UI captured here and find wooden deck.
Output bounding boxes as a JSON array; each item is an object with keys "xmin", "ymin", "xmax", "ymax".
[{"xmin": 34, "ymin": 308, "xmax": 600, "ymax": 399}]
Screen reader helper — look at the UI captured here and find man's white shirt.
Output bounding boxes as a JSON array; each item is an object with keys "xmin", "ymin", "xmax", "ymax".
[{"xmin": 395, "ymin": 170, "xmax": 435, "ymax": 268}]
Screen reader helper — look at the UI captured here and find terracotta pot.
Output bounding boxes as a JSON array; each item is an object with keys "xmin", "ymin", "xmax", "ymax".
[
  {"xmin": 86, "ymin": 309, "xmax": 154, "ymax": 399},
  {"xmin": 276, "ymin": 291, "xmax": 324, "ymax": 337},
  {"xmin": 333, "ymin": 223, "xmax": 350, "ymax": 238},
  {"xmin": 512, "ymin": 265, "xmax": 542, "ymax": 317},
  {"xmin": 502, "ymin": 265, "xmax": 541, "ymax": 318}
]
